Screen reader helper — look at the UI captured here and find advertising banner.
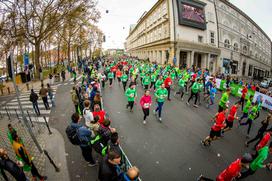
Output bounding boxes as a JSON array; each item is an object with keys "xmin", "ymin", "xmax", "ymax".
[{"xmin": 253, "ymin": 92, "xmax": 272, "ymax": 110}]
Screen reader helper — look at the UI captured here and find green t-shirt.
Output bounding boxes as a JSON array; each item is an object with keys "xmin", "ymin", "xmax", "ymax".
[
  {"xmin": 155, "ymin": 88, "xmax": 168, "ymax": 102},
  {"xmin": 125, "ymin": 88, "xmax": 137, "ymax": 101},
  {"xmin": 142, "ymin": 76, "xmax": 151, "ymax": 85},
  {"xmin": 249, "ymin": 105, "xmax": 258, "ymax": 120},
  {"xmin": 250, "ymin": 146, "xmax": 269, "ymax": 171},
  {"xmin": 219, "ymin": 92, "xmax": 229, "ymax": 109},
  {"xmin": 243, "ymin": 99, "xmax": 252, "ymax": 113},
  {"xmin": 178, "ymin": 78, "xmax": 185, "ymax": 88},
  {"xmin": 191, "ymin": 82, "xmax": 199, "ymax": 93},
  {"xmin": 108, "ymin": 72, "xmax": 114, "ymax": 79},
  {"xmin": 151, "ymin": 74, "xmax": 157, "ymax": 82},
  {"xmin": 155, "ymin": 79, "xmax": 163, "ymax": 89},
  {"xmin": 121, "ymin": 74, "xmax": 128, "ymax": 82}
]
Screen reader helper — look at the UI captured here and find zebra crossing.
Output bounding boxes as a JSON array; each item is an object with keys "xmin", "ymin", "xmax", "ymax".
[
  {"xmin": 53, "ymin": 75, "xmax": 82, "ymax": 87},
  {"xmin": 0, "ymin": 85, "xmax": 58, "ymax": 123}
]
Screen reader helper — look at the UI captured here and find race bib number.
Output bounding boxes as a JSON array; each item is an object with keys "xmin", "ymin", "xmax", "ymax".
[{"xmin": 144, "ymin": 103, "xmax": 149, "ymax": 108}]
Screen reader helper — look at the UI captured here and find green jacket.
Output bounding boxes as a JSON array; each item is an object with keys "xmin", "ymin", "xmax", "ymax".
[
  {"xmin": 248, "ymin": 105, "xmax": 258, "ymax": 120},
  {"xmin": 155, "ymin": 79, "xmax": 163, "ymax": 89},
  {"xmin": 250, "ymin": 146, "xmax": 269, "ymax": 171},
  {"xmin": 155, "ymin": 88, "xmax": 168, "ymax": 102},
  {"xmin": 219, "ymin": 92, "xmax": 229, "ymax": 109},
  {"xmin": 142, "ymin": 76, "xmax": 151, "ymax": 85},
  {"xmin": 121, "ymin": 74, "xmax": 128, "ymax": 82},
  {"xmin": 125, "ymin": 88, "xmax": 137, "ymax": 101}
]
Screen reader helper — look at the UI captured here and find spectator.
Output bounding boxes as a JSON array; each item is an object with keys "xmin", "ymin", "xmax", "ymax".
[
  {"xmin": 93, "ymin": 104, "xmax": 106, "ymax": 125},
  {"xmin": 0, "ymin": 148, "xmax": 28, "ymax": 181},
  {"xmin": 47, "ymin": 83, "xmax": 55, "ymax": 107},
  {"xmin": 123, "ymin": 166, "xmax": 140, "ymax": 181},
  {"xmin": 83, "ymin": 100, "xmax": 94, "ymax": 127},
  {"xmin": 108, "ymin": 132, "xmax": 122, "ymax": 156},
  {"xmin": 71, "ymin": 86, "xmax": 79, "ymax": 113},
  {"xmin": 98, "ymin": 119, "xmax": 115, "ymax": 145},
  {"xmin": 98, "ymin": 150, "xmax": 121, "ymax": 181},
  {"xmin": 69, "ymin": 113, "xmax": 97, "ymax": 166}
]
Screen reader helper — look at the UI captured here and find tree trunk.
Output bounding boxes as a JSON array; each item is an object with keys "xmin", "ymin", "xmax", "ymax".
[
  {"xmin": 34, "ymin": 41, "xmax": 41, "ymax": 78},
  {"xmin": 57, "ymin": 43, "xmax": 60, "ymax": 64},
  {"xmin": 67, "ymin": 41, "xmax": 71, "ymax": 63}
]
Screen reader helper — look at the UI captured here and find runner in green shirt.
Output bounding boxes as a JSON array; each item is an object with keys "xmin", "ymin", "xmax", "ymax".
[
  {"xmin": 121, "ymin": 73, "xmax": 128, "ymax": 91},
  {"xmin": 240, "ymin": 102, "xmax": 258, "ymax": 137},
  {"xmin": 239, "ymin": 143, "xmax": 272, "ymax": 179},
  {"xmin": 154, "ymin": 84, "xmax": 168, "ymax": 122},
  {"xmin": 155, "ymin": 76, "xmax": 163, "ymax": 90},
  {"xmin": 187, "ymin": 79, "xmax": 201, "ymax": 107},
  {"xmin": 150, "ymin": 73, "xmax": 157, "ymax": 90},
  {"xmin": 108, "ymin": 71, "xmax": 114, "ymax": 87},
  {"xmin": 239, "ymin": 95, "xmax": 253, "ymax": 123},
  {"xmin": 218, "ymin": 88, "xmax": 231, "ymax": 112},
  {"xmin": 142, "ymin": 74, "xmax": 151, "ymax": 90},
  {"xmin": 125, "ymin": 84, "xmax": 137, "ymax": 112},
  {"xmin": 175, "ymin": 76, "xmax": 185, "ymax": 100}
]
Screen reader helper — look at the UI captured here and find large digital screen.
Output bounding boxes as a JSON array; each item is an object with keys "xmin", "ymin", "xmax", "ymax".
[
  {"xmin": 181, "ymin": 4, "xmax": 205, "ymax": 24},
  {"xmin": 177, "ymin": 0, "xmax": 206, "ymax": 30}
]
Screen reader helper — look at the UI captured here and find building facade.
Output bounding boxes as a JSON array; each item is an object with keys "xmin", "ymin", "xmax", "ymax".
[{"xmin": 125, "ymin": 0, "xmax": 272, "ymax": 79}]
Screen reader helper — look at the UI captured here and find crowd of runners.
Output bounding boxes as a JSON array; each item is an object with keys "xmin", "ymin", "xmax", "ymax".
[{"xmin": 1, "ymin": 55, "xmax": 272, "ymax": 181}]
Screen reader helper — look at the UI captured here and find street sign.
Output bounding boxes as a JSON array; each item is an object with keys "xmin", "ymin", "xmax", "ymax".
[{"xmin": 24, "ymin": 53, "xmax": 29, "ymax": 66}]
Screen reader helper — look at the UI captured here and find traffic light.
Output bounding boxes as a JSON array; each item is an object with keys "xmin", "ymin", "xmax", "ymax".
[{"xmin": 6, "ymin": 55, "xmax": 13, "ymax": 78}]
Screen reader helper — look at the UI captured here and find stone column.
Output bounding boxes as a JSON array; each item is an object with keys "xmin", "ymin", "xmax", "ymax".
[{"xmin": 190, "ymin": 51, "xmax": 195, "ymax": 68}]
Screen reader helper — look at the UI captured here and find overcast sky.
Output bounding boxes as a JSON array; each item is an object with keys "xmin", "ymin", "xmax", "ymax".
[{"xmin": 97, "ymin": 0, "xmax": 272, "ymax": 49}]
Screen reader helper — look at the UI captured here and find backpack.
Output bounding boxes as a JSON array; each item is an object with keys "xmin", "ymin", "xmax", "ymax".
[{"xmin": 66, "ymin": 125, "xmax": 81, "ymax": 145}]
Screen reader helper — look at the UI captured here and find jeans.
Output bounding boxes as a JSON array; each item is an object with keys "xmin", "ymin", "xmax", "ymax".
[
  {"xmin": 80, "ymin": 145, "xmax": 95, "ymax": 164},
  {"xmin": 155, "ymin": 101, "xmax": 164, "ymax": 118},
  {"xmin": 42, "ymin": 96, "xmax": 49, "ymax": 110},
  {"xmin": 32, "ymin": 102, "xmax": 40, "ymax": 115}
]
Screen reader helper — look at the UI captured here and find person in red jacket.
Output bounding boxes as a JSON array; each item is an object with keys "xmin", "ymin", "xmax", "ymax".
[
  {"xmin": 93, "ymin": 104, "xmax": 106, "ymax": 126},
  {"xmin": 111, "ymin": 66, "xmax": 117, "ymax": 80},
  {"xmin": 164, "ymin": 72, "xmax": 173, "ymax": 101},
  {"xmin": 222, "ymin": 102, "xmax": 241, "ymax": 134},
  {"xmin": 201, "ymin": 109, "xmax": 227, "ymax": 146},
  {"xmin": 140, "ymin": 90, "xmax": 152, "ymax": 124},
  {"xmin": 197, "ymin": 153, "xmax": 252, "ymax": 181},
  {"xmin": 239, "ymin": 84, "xmax": 248, "ymax": 111},
  {"xmin": 116, "ymin": 69, "xmax": 122, "ymax": 84},
  {"xmin": 256, "ymin": 132, "xmax": 272, "ymax": 151}
]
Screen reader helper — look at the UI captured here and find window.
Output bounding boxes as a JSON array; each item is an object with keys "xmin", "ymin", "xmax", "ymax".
[
  {"xmin": 248, "ymin": 65, "xmax": 253, "ymax": 76},
  {"xmin": 233, "ymin": 43, "xmax": 238, "ymax": 51},
  {"xmin": 242, "ymin": 46, "xmax": 248, "ymax": 54},
  {"xmin": 198, "ymin": 36, "xmax": 203, "ymax": 43},
  {"xmin": 207, "ymin": 12, "xmax": 214, "ymax": 22},
  {"xmin": 210, "ymin": 31, "xmax": 215, "ymax": 44},
  {"xmin": 224, "ymin": 39, "xmax": 230, "ymax": 48}
]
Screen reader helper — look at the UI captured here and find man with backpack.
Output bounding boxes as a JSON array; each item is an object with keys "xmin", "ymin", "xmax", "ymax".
[{"xmin": 66, "ymin": 113, "xmax": 96, "ymax": 166}]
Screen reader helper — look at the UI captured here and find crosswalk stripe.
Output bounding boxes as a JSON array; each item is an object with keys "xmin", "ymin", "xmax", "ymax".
[
  {"xmin": 10, "ymin": 97, "xmax": 55, "ymax": 102},
  {"xmin": 15, "ymin": 116, "xmax": 49, "ymax": 123},
  {"xmin": 6, "ymin": 101, "xmax": 52, "ymax": 106},
  {"xmin": 64, "ymin": 83, "xmax": 68, "ymax": 85},
  {"xmin": 0, "ymin": 109, "xmax": 51, "ymax": 115}
]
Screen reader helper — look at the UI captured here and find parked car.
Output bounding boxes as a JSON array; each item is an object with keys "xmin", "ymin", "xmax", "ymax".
[{"xmin": 260, "ymin": 79, "xmax": 272, "ymax": 88}]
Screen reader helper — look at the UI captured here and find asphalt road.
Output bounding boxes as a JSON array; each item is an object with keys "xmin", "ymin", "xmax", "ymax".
[{"xmin": 102, "ymin": 79, "xmax": 271, "ymax": 181}]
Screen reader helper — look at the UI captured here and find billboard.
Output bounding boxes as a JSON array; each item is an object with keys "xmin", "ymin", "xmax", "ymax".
[{"xmin": 176, "ymin": 0, "xmax": 207, "ymax": 30}]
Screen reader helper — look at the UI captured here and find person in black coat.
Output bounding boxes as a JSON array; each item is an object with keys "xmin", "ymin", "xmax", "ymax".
[{"xmin": 29, "ymin": 89, "xmax": 40, "ymax": 115}]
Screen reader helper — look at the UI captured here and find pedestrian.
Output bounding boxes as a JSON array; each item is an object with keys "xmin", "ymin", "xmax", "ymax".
[
  {"xmin": 140, "ymin": 90, "xmax": 152, "ymax": 124},
  {"xmin": 11, "ymin": 132, "xmax": 47, "ymax": 180},
  {"xmin": 107, "ymin": 132, "xmax": 122, "ymax": 156},
  {"xmin": 198, "ymin": 153, "xmax": 252, "ymax": 181},
  {"xmin": 164, "ymin": 72, "xmax": 173, "ymax": 101},
  {"xmin": 39, "ymin": 84, "xmax": 50, "ymax": 110},
  {"xmin": 69, "ymin": 113, "xmax": 97, "ymax": 166},
  {"xmin": 93, "ymin": 104, "xmax": 106, "ymax": 125},
  {"xmin": 154, "ymin": 83, "xmax": 168, "ymax": 122},
  {"xmin": 201, "ymin": 109, "xmax": 227, "ymax": 146},
  {"xmin": 239, "ymin": 102, "xmax": 258, "ymax": 138},
  {"xmin": 47, "ymin": 83, "xmax": 55, "ymax": 107},
  {"xmin": 237, "ymin": 142, "xmax": 272, "ymax": 180},
  {"xmin": 49, "ymin": 73, "xmax": 53, "ymax": 85},
  {"xmin": 101, "ymin": 72, "xmax": 106, "ymax": 89},
  {"xmin": 207, "ymin": 84, "xmax": 217, "ymax": 108},
  {"xmin": 125, "ymin": 84, "xmax": 137, "ymax": 112},
  {"xmin": 150, "ymin": 72, "xmax": 157, "ymax": 90},
  {"xmin": 122, "ymin": 166, "xmax": 140, "ymax": 181},
  {"xmin": 186, "ymin": 78, "xmax": 201, "ymax": 108},
  {"xmin": 29, "ymin": 89, "xmax": 40, "ymax": 115},
  {"xmin": 61, "ymin": 69, "xmax": 66, "ymax": 82},
  {"xmin": 98, "ymin": 150, "xmax": 121, "ymax": 181},
  {"xmin": 116, "ymin": 69, "xmax": 122, "ymax": 85},
  {"xmin": 238, "ymin": 95, "xmax": 253, "ymax": 123},
  {"xmin": 218, "ymin": 88, "xmax": 231, "ymax": 113},
  {"xmin": 245, "ymin": 114, "xmax": 271, "ymax": 148},
  {"xmin": 0, "ymin": 148, "xmax": 28, "ymax": 181},
  {"xmin": 71, "ymin": 86, "xmax": 79, "ymax": 113},
  {"xmin": 155, "ymin": 75, "xmax": 163, "ymax": 91},
  {"xmin": 121, "ymin": 72, "xmax": 128, "ymax": 91},
  {"xmin": 255, "ymin": 131, "xmax": 272, "ymax": 152}
]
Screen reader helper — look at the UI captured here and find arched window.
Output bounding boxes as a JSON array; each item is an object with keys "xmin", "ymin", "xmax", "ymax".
[
  {"xmin": 233, "ymin": 43, "xmax": 239, "ymax": 51},
  {"xmin": 243, "ymin": 46, "xmax": 248, "ymax": 54},
  {"xmin": 255, "ymin": 53, "xmax": 258, "ymax": 59},
  {"xmin": 224, "ymin": 39, "xmax": 230, "ymax": 48}
]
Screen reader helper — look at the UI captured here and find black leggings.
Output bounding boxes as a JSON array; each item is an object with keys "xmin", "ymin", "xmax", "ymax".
[
  {"xmin": 247, "ymin": 130, "xmax": 265, "ymax": 147},
  {"xmin": 142, "ymin": 108, "xmax": 150, "ymax": 120},
  {"xmin": 30, "ymin": 161, "xmax": 43, "ymax": 179},
  {"xmin": 241, "ymin": 118, "xmax": 253, "ymax": 135},
  {"xmin": 150, "ymin": 82, "xmax": 155, "ymax": 89},
  {"xmin": 127, "ymin": 101, "xmax": 134, "ymax": 110},
  {"xmin": 122, "ymin": 81, "xmax": 127, "ymax": 91},
  {"xmin": 166, "ymin": 87, "xmax": 171, "ymax": 99},
  {"xmin": 109, "ymin": 78, "xmax": 113, "ymax": 86},
  {"xmin": 188, "ymin": 91, "xmax": 198, "ymax": 104}
]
